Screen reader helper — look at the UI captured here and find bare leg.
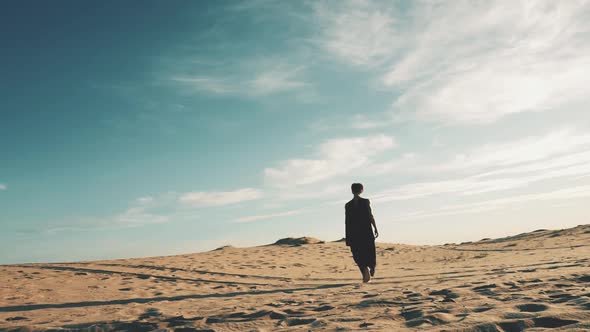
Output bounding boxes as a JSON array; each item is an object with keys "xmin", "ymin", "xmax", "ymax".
[{"xmin": 362, "ymin": 266, "xmax": 371, "ymax": 283}]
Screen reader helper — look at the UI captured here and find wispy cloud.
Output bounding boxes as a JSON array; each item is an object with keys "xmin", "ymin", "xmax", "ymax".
[
  {"xmin": 349, "ymin": 114, "xmax": 391, "ymax": 130},
  {"xmin": 437, "ymin": 129, "xmax": 590, "ymax": 172},
  {"xmin": 135, "ymin": 196, "xmax": 154, "ymax": 204},
  {"xmin": 313, "ymin": 0, "xmax": 399, "ymax": 66},
  {"xmin": 395, "ymin": 184, "xmax": 590, "ymax": 221},
  {"xmin": 314, "ymin": 1, "xmax": 590, "ymax": 125},
  {"xmin": 172, "ymin": 64, "xmax": 307, "ymax": 97},
  {"xmin": 43, "ymin": 199, "xmax": 172, "ymax": 234},
  {"xmin": 110, "ymin": 206, "xmax": 170, "ymax": 226},
  {"xmin": 373, "ymin": 162, "xmax": 590, "ymax": 204},
  {"xmin": 234, "ymin": 209, "xmax": 301, "ymax": 223},
  {"xmin": 40, "ymin": 188, "xmax": 264, "ymax": 234},
  {"xmin": 250, "ymin": 66, "xmax": 307, "ymax": 95},
  {"xmin": 475, "ymin": 150, "xmax": 590, "ymax": 179},
  {"xmin": 264, "ymin": 134, "xmax": 396, "ymax": 187},
  {"xmin": 0, "ymin": 183, "xmax": 6, "ymax": 190},
  {"xmin": 179, "ymin": 188, "xmax": 264, "ymax": 207},
  {"xmin": 388, "ymin": 1, "xmax": 590, "ymax": 124},
  {"xmin": 372, "ymin": 131, "xmax": 590, "ymax": 204}
]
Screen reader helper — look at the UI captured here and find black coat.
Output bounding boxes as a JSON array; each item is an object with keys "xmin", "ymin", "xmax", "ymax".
[{"xmin": 345, "ymin": 197, "xmax": 375, "ymax": 247}]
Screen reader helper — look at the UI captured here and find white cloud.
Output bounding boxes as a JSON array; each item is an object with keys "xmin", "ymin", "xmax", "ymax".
[
  {"xmin": 315, "ymin": 1, "xmax": 590, "ymax": 125},
  {"xmin": 363, "ymin": 153, "xmax": 419, "ymax": 176},
  {"xmin": 313, "ymin": 0, "xmax": 399, "ymax": 66},
  {"xmin": 107, "ymin": 195, "xmax": 171, "ymax": 227},
  {"xmin": 43, "ymin": 198, "xmax": 172, "ymax": 234},
  {"xmin": 112, "ymin": 206, "xmax": 170, "ymax": 226},
  {"xmin": 391, "ymin": 1, "xmax": 590, "ymax": 124},
  {"xmin": 349, "ymin": 114, "xmax": 390, "ymax": 129},
  {"xmin": 373, "ymin": 151, "xmax": 590, "ymax": 204},
  {"xmin": 264, "ymin": 134, "xmax": 395, "ymax": 187},
  {"xmin": 136, "ymin": 196, "xmax": 154, "ymax": 205},
  {"xmin": 179, "ymin": 188, "xmax": 263, "ymax": 207},
  {"xmin": 474, "ymin": 150, "xmax": 590, "ymax": 179},
  {"xmin": 41, "ymin": 188, "xmax": 265, "ymax": 234},
  {"xmin": 172, "ymin": 77, "xmax": 235, "ymax": 94},
  {"xmin": 438, "ymin": 129, "xmax": 590, "ymax": 172},
  {"xmin": 396, "ymin": 184, "xmax": 590, "ymax": 221},
  {"xmin": 172, "ymin": 65, "xmax": 307, "ymax": 97},
  {"xmin": 250, "ymin": 66, "xmax": 307, "ymax": 94},
  {"xmin": 234, "ymin": 210, "xmax": 301, "ymax": 223},
  {"xmin": 394, "ymin": 54, "xmax": 588, "ymax": 125},
  {"xmin": 368, "ymin": 129, "xmax": 590, "ymax": 203},
  {"xmin": 0, "ymin": 184, "xmax": 6, "ymax": 190}
]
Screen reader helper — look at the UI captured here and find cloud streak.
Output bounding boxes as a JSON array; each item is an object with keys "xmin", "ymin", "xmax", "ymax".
[
  {"xmin": 437, "ymin": 129, "xmax": 590, "ymax": 172},
  {"xmin": 40, "ymin": 187, "xmax": 265, "ymax": 234},
  {"xmin": 234, "ymin": 210, "xmax": 301, "ymax": 223},
  {"xmin": 172, "ymin": 64, "xmax": 307, "ymax": 97},
  {"xmin": 315, "ymin": 0, "xmax": 590, "ymax": 125},
  {"xmin": 264, "ymin": 134, "xmax": 396, "ymax": 187},
  {"xmin": 313, "ymin": 0, "xmax": 399, "ymax": 66},
  {"xmin": 179, "ymin": 188, "xmax": 264, "ymax": 207},
  {"xmin": 373, "ymin": 151, "xmax": 590, "ymax": 204},
  {"xmin": 394, "ymin": 184, "xmax": 590, "ymax": 221}
]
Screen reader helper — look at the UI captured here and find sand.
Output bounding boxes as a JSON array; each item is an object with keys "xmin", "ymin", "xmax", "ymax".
[{"xmin": 1, "ymin": 225, "xmax": 590, "ymax": 331}]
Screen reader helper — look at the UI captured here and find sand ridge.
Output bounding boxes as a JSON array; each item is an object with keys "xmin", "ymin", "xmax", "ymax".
[{"xmin": 1, "ymin": 226, "xmax": 590, "ymax": 331}]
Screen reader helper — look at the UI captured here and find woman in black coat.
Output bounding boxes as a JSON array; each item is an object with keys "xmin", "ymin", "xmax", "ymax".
[{"xmin": 345, "ymin": 183, "xmax": 379, "ymax": 283}]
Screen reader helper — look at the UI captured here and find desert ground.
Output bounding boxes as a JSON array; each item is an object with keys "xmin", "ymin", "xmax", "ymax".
[{"xmin": 2, "ymin": 225, "xmax": 590, "ymax": 332}]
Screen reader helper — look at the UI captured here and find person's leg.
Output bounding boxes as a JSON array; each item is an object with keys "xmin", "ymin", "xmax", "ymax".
[
  {"xmin": 368, "ymin": 241, "xmax": 376, "ymax": 277},
  {"xmin": 351, "ymin": 246, "xmax": 368, "ymax": 281},
  {"xmin": 357, "ymin": 264, "xmax": 365, "ymax": 274},
  {"xmin": 362, "ymin": 266, "xmax": 371, "ymax": 283},
  {"xmin": 357, "ymin": 245, "xmax": 371, "ymax": 283}
]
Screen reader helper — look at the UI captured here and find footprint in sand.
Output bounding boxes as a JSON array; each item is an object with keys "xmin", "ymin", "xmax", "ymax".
[
  {"xmin": 516, "ymin": 303, "xmax": 549, "ymax": 312},
  {"xmin": 282, "ymin": 318, "xmax": 317, "ymax": 326},
  {"xmin": 429, "ymin": 288, "xmax": 460, "ymax": 302},
  {"xmin": 356, "ymin": 299, "xmax": 398, "ymax": 308},
  {"xmin": 533, "ymin": 316, "xmax": 579, "ymax": 328},
  {"xmin": 548, "ymin": 293, "xmax": 577, "ymax": 303},
  {"xmin": 6, "ymin": 316, "xmax": 29, "ymax": 321},
  {"xmin": 473, "ymin": 305, "xmax": 494, "ymax": 313},
  {"xmin": 163, "ymin": 315, "xmax": 205, "ymax": 328},
  {"xmin": 139, "ymin": 308, "xmax": 162, "ymax": 319},
  {"xmin": 401, "ymin": 308, "xmax": 423, "ymax": 321},
  {"xmin": 312, "ymin": 305, "xmax": 335, "ymax": 312}
]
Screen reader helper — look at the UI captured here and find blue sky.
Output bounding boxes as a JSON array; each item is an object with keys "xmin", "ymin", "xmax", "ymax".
[{"xmin": 2, "ymin": 0, "xmax": 590, "ymax": 264}]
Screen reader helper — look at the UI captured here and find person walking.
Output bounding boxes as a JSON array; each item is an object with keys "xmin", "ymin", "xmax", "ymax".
[{"xmin": 345, "ymin": 183, "xmax": 379, "ymax": 283}]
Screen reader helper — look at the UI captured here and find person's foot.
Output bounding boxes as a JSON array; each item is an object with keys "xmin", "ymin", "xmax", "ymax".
[{"xmin": 362, "ymin": 266, "xmax": 371, "ymax": 283}]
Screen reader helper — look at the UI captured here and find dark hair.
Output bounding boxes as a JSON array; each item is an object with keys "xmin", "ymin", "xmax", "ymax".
[{"xmin": 351, "ymin": 183, "xmax": 363, "ymax": 195}]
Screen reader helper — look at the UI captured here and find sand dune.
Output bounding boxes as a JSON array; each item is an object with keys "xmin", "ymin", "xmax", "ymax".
[{"xmin": 2, "ymin": 225, "xmax": 590, "ymax": 331}]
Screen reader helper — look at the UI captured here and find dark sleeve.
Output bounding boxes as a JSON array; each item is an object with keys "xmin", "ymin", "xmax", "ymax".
[
  {"xmin": 366, "ymin": 199, "xmax": 375, "ymax": 223},
  {"xmin": 345, "ymin": 204, "xmax": 351, "ymax": 246}
]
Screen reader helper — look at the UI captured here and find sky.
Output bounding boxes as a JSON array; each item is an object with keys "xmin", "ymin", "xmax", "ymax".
[{"xmin": 1, "ymin": 0, "xmax": 590, "ymax": 264}]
